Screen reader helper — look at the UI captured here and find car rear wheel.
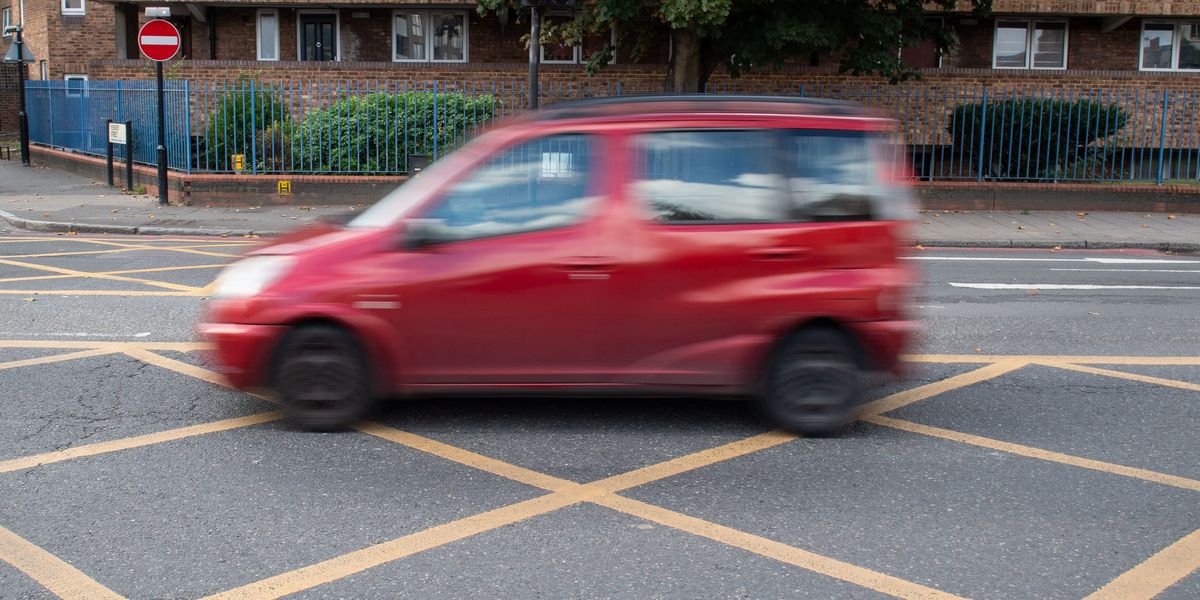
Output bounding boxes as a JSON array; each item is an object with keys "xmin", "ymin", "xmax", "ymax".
[
  {"xmin": 758, "ymin": 327, "xmax": 861, "ymax": 436},
  {"xmin": 273, "ymin": 324, "xmax": 374, "ymax": 431}
]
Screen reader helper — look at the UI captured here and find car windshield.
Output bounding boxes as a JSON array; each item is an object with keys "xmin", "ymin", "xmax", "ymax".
[{"xmin": 346, "ymin": 135, "xmax": 493, "ymax": 229}]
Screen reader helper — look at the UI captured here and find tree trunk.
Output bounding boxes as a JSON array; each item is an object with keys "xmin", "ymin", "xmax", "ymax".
[{"xmin": 668, "ymin": 24, "xmax": 702, "ymax": 93}]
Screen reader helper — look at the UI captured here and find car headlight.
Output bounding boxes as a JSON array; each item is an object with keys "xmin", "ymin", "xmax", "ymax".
[{"xmin": 212, "ymin": 255, "xmax": 295, "ymax": 299}]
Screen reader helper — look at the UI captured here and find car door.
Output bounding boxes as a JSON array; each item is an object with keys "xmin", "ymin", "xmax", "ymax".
[
  {"xmin": 604, "ymin": 127, "xmax": 866, "ymax": 387},
  {"xmin": 384, "ymin": 132, "xmax": 610, "ymax": 385}
]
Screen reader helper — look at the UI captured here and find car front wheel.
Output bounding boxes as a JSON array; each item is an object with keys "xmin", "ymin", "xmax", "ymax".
[{"xmin": 273, "ymin": 324, "xmax": 374, "ymax": 431}]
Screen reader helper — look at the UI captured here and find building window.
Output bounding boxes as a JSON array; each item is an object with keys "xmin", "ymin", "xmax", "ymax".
[
  {"xmin": 541, "ymin": 14, "xmax": 579, "ymax": 63},
  {"xmin": 257, "ymin": 9, "xmax": 279, "ymax": 61},
  {"xmin": 393, "ymin": 10, "xmax": 466, "ymax": 62},
  {"xmin": 2, "ymin": 8, "xmax": 12, "ymax": 36},
  {"xmin": 61, "ymin": 0, "xmax": 84, "ymax": 16},
  {"xmin": 1140, "ymin": 21, "xmax": 1200, "ymax": 71},
  {"xmin": 993, "ymin": 20, "xmax": 1068, "ymax": 70},
  {"xmin": 64, "ymin": 74, "xmax": 88, "ymax": 97}
]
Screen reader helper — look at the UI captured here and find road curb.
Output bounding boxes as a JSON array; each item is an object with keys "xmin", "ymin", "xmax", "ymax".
[
  {"xmin": 915, "ymin": 239, "xmax": 1200, "ymax": 252},
  {"xmin": 0, "ymin": 210, "xmax": 279, "ymax": 238}
]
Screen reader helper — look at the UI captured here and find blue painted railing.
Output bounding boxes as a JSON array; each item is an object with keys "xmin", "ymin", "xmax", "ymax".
[{"xmin": 24, "ymin": 78, "xmax": 1200, "ymax": 183}]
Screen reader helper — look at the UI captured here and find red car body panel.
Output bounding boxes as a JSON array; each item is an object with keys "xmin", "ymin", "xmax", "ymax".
[{"xmin": 201, "ymin": 102, "xmax": 919, "ymax": 397}]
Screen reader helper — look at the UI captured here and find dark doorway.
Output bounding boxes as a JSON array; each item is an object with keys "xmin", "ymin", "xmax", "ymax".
[{"xmin": 299, "ymin": 14, "xmax": 337, "ymax": 61}]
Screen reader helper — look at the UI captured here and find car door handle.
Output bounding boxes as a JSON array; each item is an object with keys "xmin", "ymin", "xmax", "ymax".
[
  {"xmin": 554, "ymin": 256, "xmax": 618, "ymax": 270},
  {"xmin": 554, "ymin": 256, "xmax": 618, "ymax": 279},
  {"xmin": 747, "ymin": 246, "xmax": 811, "ymax": 261}
]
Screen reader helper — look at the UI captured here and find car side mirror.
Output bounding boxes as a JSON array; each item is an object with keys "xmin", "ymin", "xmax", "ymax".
[{"xmin": 400, "ymin": 218, "xmax": 452, "ymax": 250}]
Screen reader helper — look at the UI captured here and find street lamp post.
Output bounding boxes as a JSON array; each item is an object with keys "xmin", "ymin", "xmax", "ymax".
[
  {"xmin": 521, "ymin": 0, "xmax": 576, "ymax": 111},
  {"xmin": 3, "ymin": 25, "xmax": 36, "ymax": 166}
]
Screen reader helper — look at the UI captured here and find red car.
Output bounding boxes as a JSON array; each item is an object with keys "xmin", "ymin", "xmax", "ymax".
[{"xmin": 200, "ymin": 96, "xmax": 918, "ymax": 435}]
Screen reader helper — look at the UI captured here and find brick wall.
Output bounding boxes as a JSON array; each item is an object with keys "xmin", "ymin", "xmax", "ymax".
[
  {"xmin": 948, "ymin": 16, "xmax": 1146, "ymax": 70},
  {"xmin": 5, "ymin": 0, "xmax": 119, "ymax": 80},
  {"xmin": 983, "ymin": 1, "xmax": 1200, "ymax": 15}
]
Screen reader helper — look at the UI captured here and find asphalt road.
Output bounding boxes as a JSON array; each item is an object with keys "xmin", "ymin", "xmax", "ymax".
[{"xmin": 0, "ymin": 233, "xmax": 1197, "ymax": 600}]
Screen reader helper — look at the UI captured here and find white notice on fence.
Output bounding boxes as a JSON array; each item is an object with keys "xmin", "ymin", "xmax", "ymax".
[{"xmin": 108, "ymin": 122, "xmax": 127, "ymax": 145}]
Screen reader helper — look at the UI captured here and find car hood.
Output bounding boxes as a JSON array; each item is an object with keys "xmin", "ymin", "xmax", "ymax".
[{"xmin": 248, "ymin": 222, "xmax": 382, "ymax": 257}]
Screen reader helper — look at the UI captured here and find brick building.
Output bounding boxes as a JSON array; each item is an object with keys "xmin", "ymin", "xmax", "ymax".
[{"xmin": 1, "ymin": 0, "xmax": 1195, "ymax": 87}]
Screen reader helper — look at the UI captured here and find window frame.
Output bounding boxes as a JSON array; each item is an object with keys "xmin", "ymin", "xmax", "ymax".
[
  {"xmin": 64, "ymin": 74, "xmax": 88, "ymax": 98},
  {"xmin": 2, "ymin": 8, "xmax": 12, "ymax": 37},
  {"xmin": 392, "ymin": 9, "xmax": 468, "ymax": 64},
  {"xmin": 60, "ymin": 0, "xmax": 84, "ymax": 16},
  {"xmin": 256, "ymin": 9, "xmax": 280, "ymax": 62},
  {"xmin": 1139, "ymin": 20, "xmax": 1200, "ymax": 72},
  {"xmin": 629, "ymin": 128, "xmax": 793, "ymax": 226},
  {"xmin": 991, "ymin": 18, "xmax": 1069, "ymax": 70},
  {"xmin": 416, "ymin": 132, "xmax": 599, "ymax": 244}
]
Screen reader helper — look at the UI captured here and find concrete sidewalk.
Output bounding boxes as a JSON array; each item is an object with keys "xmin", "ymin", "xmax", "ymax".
[{"xmin": 1, "ymin": 159, "xmax": 1198, "ymax": 250}]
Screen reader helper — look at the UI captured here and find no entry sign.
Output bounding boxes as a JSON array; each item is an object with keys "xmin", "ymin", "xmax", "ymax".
[{"xmin": 138, "ymin": 19, "xmax": 180, "ymax": 62}]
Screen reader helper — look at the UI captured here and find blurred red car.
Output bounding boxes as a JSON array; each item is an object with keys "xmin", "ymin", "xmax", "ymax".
[{"xmin": 200, "ymin": 96, "xmax": 918, "ymax": 434}]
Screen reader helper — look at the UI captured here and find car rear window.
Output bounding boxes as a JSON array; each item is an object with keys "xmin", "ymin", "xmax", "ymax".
[
  {"xmin": 631, "ymin": 130, "xmax": 787, "ymax": 223},
  {"xmin": 787, "ymin": 130, "xmax": 913, "ymax": 222}
]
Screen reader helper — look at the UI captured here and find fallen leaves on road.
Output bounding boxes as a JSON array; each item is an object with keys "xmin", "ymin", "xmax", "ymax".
[
  {"xmin": 922, "ymin": 220, "xmax": 931, "ymax": 225},
  {"xmin": 1028, "ymin": 288, "xmax": 1039, "ymax": 295}
]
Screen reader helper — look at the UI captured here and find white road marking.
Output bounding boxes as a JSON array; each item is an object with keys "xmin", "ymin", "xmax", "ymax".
[
  {"xmin": 949, "ymin": 283, "xmax": 1200, "ymax": 290},
  {"xmin": 1048, "ymin": 268, "xmax": 1200, "ymax": 273},
  {"xmin": 907, "ymin": 257, "xmax": 1200, "ymax": 264},
  {"xmin": 0, "ymin": 331, "xmax": 154, "ymax": 338}
]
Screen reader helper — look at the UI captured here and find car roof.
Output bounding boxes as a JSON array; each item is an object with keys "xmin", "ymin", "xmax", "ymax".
[{"xmin": 527, "ymin": 95, "xmax": 878, "ymax": 122}]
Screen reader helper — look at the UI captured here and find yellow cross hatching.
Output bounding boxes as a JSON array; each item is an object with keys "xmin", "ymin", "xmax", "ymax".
[
  {"xmin": 0, "ymin": 341, "xmax": 1197, "ymax": 599},
  {"xmin": 0, "ymin": 236, "xmax": 256, "ymax": 296}
]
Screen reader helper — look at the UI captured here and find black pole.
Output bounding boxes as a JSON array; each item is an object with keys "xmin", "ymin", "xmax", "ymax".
[
  {"xmin": 528, "ymin": 5, "xmax": 539, "ymax": 110},
  {"xmin": 155, "ymin": 60, "xmax": 167, "ymax": 205},
  {"xmin": 15, "ymin": 28, "xmax": 30, "ymax": 167},
  {"xmin": 207, "ymin": 7, "xmax": 217, "ymax": 59},
  {"xmin": 105, "ymin": 118, "xmax": 114, "ymax": 186},
  {"xmin": 124, "ymin": 120, "xmax": 133, "ymax": 192}
]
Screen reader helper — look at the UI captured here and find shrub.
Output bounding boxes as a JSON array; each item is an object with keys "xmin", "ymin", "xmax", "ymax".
[
  {"xmin": 948, "ymin": 98, "xmax": 1128, "ymax": 181},
  {"xmin": 290, "ymin": 91, "xmax": 498, "ymax": 173},
  {"xmin": 203, "ymin": 86, "xmax": 291, "ymax": 171}
]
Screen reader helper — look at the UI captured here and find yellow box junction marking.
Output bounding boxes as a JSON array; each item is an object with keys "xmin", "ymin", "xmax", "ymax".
[
  {"xmin": 0, "ymin": 345, "xmax": 1196, "ymax": 599},
  {"xmin": 1084, "ymin": 528, "xmax": 1200, "ymax": 600},
  {"xmin": 0, "ymin": 524, "xmax": 123, "ymax": 600}
]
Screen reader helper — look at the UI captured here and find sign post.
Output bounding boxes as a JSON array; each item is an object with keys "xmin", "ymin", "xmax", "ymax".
[
  {"xmin": 106, "ymin": 120, "xmax": 128, "ymax": 187},
  {"xmin": 137, "ymin": 18, "xmax": 180, "ymax": 206}
]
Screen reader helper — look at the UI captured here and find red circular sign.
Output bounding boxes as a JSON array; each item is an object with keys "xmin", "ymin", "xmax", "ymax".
[{"xmin": 138, "ymin": 19, "xmax": 181, "ymax": 62}]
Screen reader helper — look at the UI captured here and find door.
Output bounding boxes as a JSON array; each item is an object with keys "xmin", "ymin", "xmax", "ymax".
[
  {"xmin": 377, "ymin": 133, "xmax": 610, "ymax": 385},
  {"xmin": 300, "ymin": 14, "xmax": 337, "ymax": 61},
  {"xmin": 607, "ymin": 127, "xmax": 890, "ymax": 387}
]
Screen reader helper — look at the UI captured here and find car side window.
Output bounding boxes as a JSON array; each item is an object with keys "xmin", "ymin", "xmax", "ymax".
[
  {"xmin": 788, "ymin": 131, "xmax": 883, "ymax": 221},
  {"xmin": 423, "ymin": 134, "xmax": 595, "ymax": 240},
  {"xmin": 631, "ymin": 130, "xmax": 787, "ymax": 223}
]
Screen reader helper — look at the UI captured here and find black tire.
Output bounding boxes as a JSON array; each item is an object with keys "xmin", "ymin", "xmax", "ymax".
[
  {"xmin": 273, "ymin": 324, "xmax": 374, "ymax": 431},
  {"xmin": 757, "ymin": 327, "xmax": 861, "ymax": 436}
]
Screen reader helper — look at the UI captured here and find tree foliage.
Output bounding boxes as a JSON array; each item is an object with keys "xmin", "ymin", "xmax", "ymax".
[{"xmin": 477, "ymin": 0, "xmax": 992, "ymax": 91}]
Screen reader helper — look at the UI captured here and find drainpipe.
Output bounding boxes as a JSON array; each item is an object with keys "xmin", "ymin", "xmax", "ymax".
[{"xmin": 207, "ymin": 6, "xmax": 216, "ymax": 59}]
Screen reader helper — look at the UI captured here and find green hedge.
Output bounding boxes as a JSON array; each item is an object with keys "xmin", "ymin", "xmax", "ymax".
[
  {"xmin": 290, "ymin": 92, "xmax": 498, "ymax": 173},
  {"xmin": 203, "ymin": 88, "xmax": 291, "ymax": 170},
  {"xmin": 949, "ymin": 99, "xmax": 1128, "ymax": 181}
]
